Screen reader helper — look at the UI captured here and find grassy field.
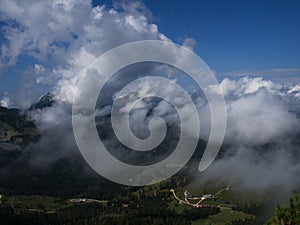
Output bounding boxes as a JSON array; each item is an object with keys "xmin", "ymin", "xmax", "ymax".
[
  {"xmin": 168, "ymin": 182, "xmax": 257, "ymax": 225},
  {"xmin": 1, "ymin": 181, "xmax": 259, "ymax": 225},
  {"xmin": 169, "ymin": 199, "xmax": 255, "ymax": 225},
  {"xmin": 192, "ymin": 206, "xmax": 254, "ymax": 225}
]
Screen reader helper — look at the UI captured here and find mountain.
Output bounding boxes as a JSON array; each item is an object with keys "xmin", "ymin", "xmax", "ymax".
[
  {"xmin": 0, "ymin": 93, "xmax": 55, "ymax": 149},
  {"xmin": 29, "ymin": 93, "xmax": 55, "ymax": 111},
  {"xmin": 0, "ymin": 106, "xmax": 38, "ymax": 149}
]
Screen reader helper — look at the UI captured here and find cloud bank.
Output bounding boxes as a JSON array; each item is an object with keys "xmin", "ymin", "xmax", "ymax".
[
  {"xmin": 201, "ymin": 77, "xmax": 300, "ymax": 196},
  {"xmin": 0, "ymin": 0, "xmax": 169, "ymax": 106},
  {"xmin": 0, "ymin": 0, "xmax": 299, "ymax": 195}
]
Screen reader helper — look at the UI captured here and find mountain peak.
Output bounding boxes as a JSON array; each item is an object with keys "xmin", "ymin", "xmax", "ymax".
[{"xmin": 29, "ymin": 93, "xmax": 55, "ymax": 111}]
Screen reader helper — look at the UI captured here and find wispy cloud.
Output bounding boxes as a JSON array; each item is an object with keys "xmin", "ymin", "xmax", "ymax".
[{"xmin": 225, "ymin": 68, "xmax": 300, "ymax": 77}]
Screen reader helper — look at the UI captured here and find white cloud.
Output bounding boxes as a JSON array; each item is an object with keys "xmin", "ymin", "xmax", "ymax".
[
  {"xmin": 219, "ymin": 77, "xmax": 282, "ymax": 97},
  {"xmin": 125, "ymin": 15, "xmax": 148, "ymax": 33},
  {"xmin": 287, "ymin": 83, "xmax": 300, "ymax": 100},
  {"xmin": 288, "ymin": 83, "xmax": 300, "ymax": 93},
  {"xmin": 225, "ymin": 89, "xmax": 298, "ymax": 145},
  {"xmin": 198, "ymin": 77, "xmax": 300, "ymax": 193},
  {"xmin": 34, "ymin": 64, "xmax": 44, "ymax": 73},
  {"xmin": 204, "ymin": 77, "xmax": 299, "ymax": 145},
  {"xmin": 0, "ymin": 0, "xmax": 169, "ymax": 104},
  {"xmin": 1, "ymin": 0, "xmax": 300, "ymax": 194},
  {"xmin": 0, "ymin": 95, "xmax": 11, "ymax": 108},
  {"xmin": 182, "ymin": 38, "xmax": 196, "ymax": 49}
]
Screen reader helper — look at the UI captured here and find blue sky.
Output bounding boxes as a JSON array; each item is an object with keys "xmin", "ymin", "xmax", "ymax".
[
  {"xmin": 95, "ymin": 0, "xmax": 300, "ymax": 74},
  {"xmin": 145, "ymin": 0, "xmax": 300, "ymax": 73},
  {"xmin": 147, "ymin": 0, "xmax": 300, "ymax": 73}
]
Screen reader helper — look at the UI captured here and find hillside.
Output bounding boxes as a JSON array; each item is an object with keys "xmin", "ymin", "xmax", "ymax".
[{"xmin": 0, "ymin": 106, "xmax": 38, "ymax": 148}]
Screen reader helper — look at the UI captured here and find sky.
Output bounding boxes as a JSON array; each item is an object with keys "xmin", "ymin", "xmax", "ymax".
[
  {"xmin": 0, "ymin": 0, "xmax": 300, "ymax": 100},
  {"xmin": 96, "ymin": 0, "xmax": 300, "ymax": 74}
]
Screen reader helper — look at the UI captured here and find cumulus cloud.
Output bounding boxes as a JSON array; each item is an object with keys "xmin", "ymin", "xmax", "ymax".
[
  {"xmin": 199, "ymin": 77, "xmax": 300, "ymax": 195},
  {"xmin": 0, "ymin": 0, "xmax": 167, "ymax": 105},
  {"xmin": 0, "ymin": 0, "xmax": 172, "ymax": 164},
  {"xmin": 216, "ymin": 78, "xmax": 299, "ymax": 145},
  {"xmin": 219, "ymin": 77, "xmax": 282, "ymax": 96}
]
